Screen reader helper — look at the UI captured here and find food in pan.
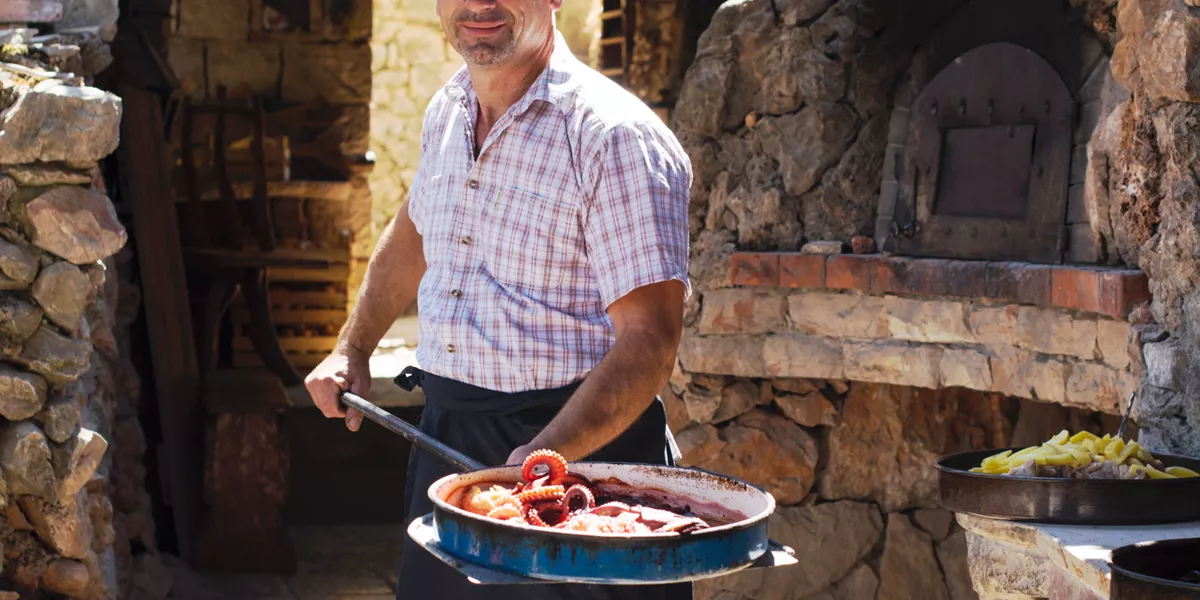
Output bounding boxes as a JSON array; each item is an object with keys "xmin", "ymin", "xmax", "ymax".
[
  {"xmin": 971, "ymin": 430, "xmax": 1200, "ymax": 480},
  {"xmin": 449, "ymin": 449, "xmax": 711, "ymax": 534}
]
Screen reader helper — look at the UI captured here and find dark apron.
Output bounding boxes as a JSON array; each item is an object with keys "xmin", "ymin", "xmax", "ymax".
[{"xmin": 393, "ymin": 366, "xmax": 693, "ymax": 600}]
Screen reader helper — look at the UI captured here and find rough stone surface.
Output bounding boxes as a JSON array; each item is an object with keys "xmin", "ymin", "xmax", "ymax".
[
  {"xmin": 1064, "ymin": 362, "xmax": 1135, "ymax": 413},
  {"xmin": 0, "ymin": 293, "xmax": 44, "ymax": 355},
  {"xmin": 758, "ymin": 104, "xmax": 859, "ymax": 197},
  {"xmin": 0, "ymin": 82, "xmax": 122, "ymax": 164},
  {"xmin": 4, "ymin": 163, "xmax": 94, "ymax": 187},
  {"xmin": 775, "ymin": 390, "xmax": 839, "ymax": 427},
  {"xmin": 990, "ymin": 347, "xmax": 1068, "ymax": 405},
  {"xmin": 801, "ymin": 241, "xmax": 844, "ymax": 255},
  {"xmin": 940, "ymin": 348, "xmax": 993, "ymax": 391},
  {"xmin": 843, "ymin": 341, "xmax": 940, "ymax": 389},
  {"xmin": 912, "ymin": 508, "xmax": 955, "ymax": 542},
  {"xmin": 41, "ymin": 558, "xmax": 90, "ymax": 596},
  {"xmin": 0, "ymin": 238, "xmax": 39, "ymax": 290},
  {"xmin": 764, "ymin": 335, "xmax": 845, "ymax": 379},
  {"xmin": 712, "ymin": 380, "xmax": 769, "ymax": 424},
  {"xmin": 965, "ymin": 533, "xmax": 1051, "ymax": 598},
  {"xmin": 938, "ymin": 531, "xmax": 979, "ymax": 600},
  {"xmin": 20, "ymin": 491, "xmax": 93, "ymax": 560},
  {"xmin": 882, "ymin": 297, "xmax": 974, "ymax": 344},
  {"xmin": 698, "ymin": 289, "xmax": 787, "ymax": 335},
  {"xmin": 53, "ymin": 428, "xmax": 107, "ymax": 503},
  {"xmin": 19, "ymin": 324, "xmax": 92, "ymax": 386},
  {"xmin": 679, "ymin": 335, "xmax": 765, "ymax": 377},
  {"xmin": 879, "ymin": 513, "xmax": 950, "ymax": 600},
  {"xmin": 0, "ymin": 363, "xmax": 47, "ymax": 420},
  {"xmin": 34, "ymin": 390, "xmax": 81, "ymax": 443},
  {"xmin": 1111, "ymin": 0, "xmax": 1200, "ymax": 102},
  {"xmin": 23, "ymin": 186, "xmax": 127, "ymax": 265},
  {"xmin": 820, "ymin": 384, "xmax": 1015, "ymax": 512},
  {"xmin": 696, "ymin": 501, "xmax": 883, "ymax": 600},
  {"xmin": 1011, "ymin": 307, "xmax": 1098, "ymax": 360},
  {"xmin": 31, "ymin": 261, "xmax": 91, "ymax": 334},
  {"xmin": 0, "ymin": 421, "xmax": 56, "ymax": 499},
  {"xmin": 788, "ymin": 293, "xmax": 885, "ymax": 338},
  {"xmin": 802, "ymin": 564, "xmax": 880, "ymax": 600},
  {"xmin": 679, "ymin": 410, "xmax": 819, "ymax": 504}
]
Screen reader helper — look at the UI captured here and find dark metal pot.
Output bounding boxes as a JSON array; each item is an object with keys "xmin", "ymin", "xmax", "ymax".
[{"xmin": 1110, "ymin": 538, "xmax": 1200, "ymax": 600}]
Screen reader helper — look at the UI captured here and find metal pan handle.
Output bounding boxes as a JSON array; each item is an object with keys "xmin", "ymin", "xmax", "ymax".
[{"xmin": 340, "ymin": 391, "xmax": 486, "ymax": 473}]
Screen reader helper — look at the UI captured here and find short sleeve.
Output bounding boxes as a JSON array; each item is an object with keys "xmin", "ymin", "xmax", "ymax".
[
  {"xmin": 582, "ymin": 122, "xmax": 693, "ymax": 309},
  {"xmin": 405, "ymin": 99, "xmax": 439, "ymax": 234}
]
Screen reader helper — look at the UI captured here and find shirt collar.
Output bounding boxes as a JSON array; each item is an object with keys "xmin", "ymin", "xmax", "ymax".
[{"xmin": 444, "ymin": 30, "xmax": 580, "ymax": 114}]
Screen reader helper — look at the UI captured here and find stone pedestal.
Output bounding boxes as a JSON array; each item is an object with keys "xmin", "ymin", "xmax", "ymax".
[{"xmin": 958, "ymin": 513, "xmax": 1200, "ymax": 599}]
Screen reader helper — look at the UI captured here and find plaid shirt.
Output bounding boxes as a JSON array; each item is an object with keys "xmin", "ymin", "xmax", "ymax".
[{"xmin": 406, "ymin": 32, "xmax": 692, "ymax": 393}]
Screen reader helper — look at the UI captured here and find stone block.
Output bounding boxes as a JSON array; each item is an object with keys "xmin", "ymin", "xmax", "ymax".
[
  {"xmin": 1070, "ymin": 146, "xmax": 1089, "ymax": 187},
  {"xmin": 938, "ymin": 531, "xmax": 977, "ymax": 600},
  {"xmin": 879, "ymin": 513, "xmax": 950, "ymax": 600},
  {"xmin": 881, "ymin": 296, "xmax": 974, "ymax": 344},
  {"xmin": 1064, "ymin": 363, "xmax": 1131, "ymax": 414},
  {"xmin": 1143, "ymin": 340, "xmax": 1185, "ymax": 390},
  {"xmin": 757, "ymin": 103, "xmax": 858, "ymax": 196},
  {"xmin": 730, "ymin": 252, "xmax": 780, "ymax": 286},
  {"xmin": 0, "ymin": 81, "xmax": 121, "ymax": 164},
  {"xmin": 1096, "ymin": 319, "xmax": 1132, "ymax": 370},
  {"xmin": 0, "ymin": 293, "xmax": 44, "ymax": 354},
  {"xmin": 0, "ymin": 421, "xmax": 56, "ymax": 499},
  {"xmin": 19, "ymin": 490, "xmax": 92, "ymax": 559},
  {"xmin": 711, "ymin": 380, "xmax": 770, "ymax": 424},
  {"xmin": 698, "ymin": 501, "xmax": 882, "ymax": 600},
  {"xmin": 18, "ymin": 324, "xmax": 91, "ymax": 387},
  {"xmin": 697, "ymin": 288, "xmax": 787, "ymax": 335},
  {"xmin": 968, "ymin": 306, "xmax": 1015, "ymax": 346},
  {"xmin": 204, "ymin": 40, "xmax": 282, "ymax": 99},
  {"xmin": 913, "ymin": 508, "xmax": 955, "ymax": 542},
  {"xmin": 826, "ymin": 255, "xmax": 873, "ymax": 291},
  {"xmin": 1010, "ymin": 306, "xmax": 1098, "ymax": 360},
  {"xmin": 52, "ymin": 428, "xmax": 107, "ymax": 503},
  {"xmin": 1134, "ymin": 2, "xmax": 1200, "ymax": 102},
  {"xmin": 0, "ymin": 363, "xmax": 47, "ymax": 420},
  {"xmin": 843, "ymin": 341, "xmax": 940, "ymax": 389},
  {"xmin": 177, "ymin": 0, "xmax": 249, "ymax": 39},
  {"xmin": 780, "ymin": 253, "xmax": 825, "ymax": 289},
  {"xmin": 35, "ymin": 390, "xmax": 80, "ymax": 443},
  {"xmin": 775, "ymin": 390, "xmax": 838, "ymax": 427},
  {"xmin": 56, "ymin": 0, "xmax": 119, "ymax": 41},
  {"xmin": 965, "ymin": 533, "xmax": 1051, "ymax": 598},
  {"xmin": 940, "ymin": 348, "xmax": 992, "ymax": 391},
  {"xmin": 4, "ymin": 163, "xmax": 93, "ymax": 186},
  {"xmin": 31, "ymin": 261, "xmax": 91, "ymax": 334},
  {"xmin": 41, "ymin": 558, "xmax": 89, "ymax": 597},
  {"xmin": 0, "ymin": 236, "xmax": 37, "ymax": 290},
  {"xmin": 1066, "ymin": 223, "xmax": 1102, "ymax": 264},
  {"xmin": 788, "ymin": 292, "xmax": 885, "ymax": 338},
  {"xmin": 990, "ymin": 347, "xmax": 1066, "ymax": 404},
  {"xmin": 282, "ymin": 42, "xmax": 372, "ymax": 103},
  {"xmin": 23, "ymin": 186, "xmax": 126, "ymax": 265},
  {"xmin": 802, "ymin": 241, "xmax": 844, "ymax": 255},
  {"xmin": 0, "ymin": 0, "xmax": 63, "ymax": 22},
  {"xmin": 763, "ymin": 335, "xmax": 845, "ymax": 379},
  {"xmin": 678, "ymin": 335, "xmax": 765, "ymax": 377},
  {"xmin": 685, "ymin": 410, "xmax": 819, "ymax": 505},
  {"xmin": 1050, "ymin": 267, "xmax": 1101, "ymax": 313}
]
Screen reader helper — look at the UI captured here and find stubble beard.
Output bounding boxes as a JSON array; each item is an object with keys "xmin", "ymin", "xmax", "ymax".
[{"xmin": 453, "ymin": 15, "xmax": 518, "ymax": 66}]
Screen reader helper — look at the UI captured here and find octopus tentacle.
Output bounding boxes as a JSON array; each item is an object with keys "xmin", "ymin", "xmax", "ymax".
[
  {"xmin": 522, "ymin": 450, "xmax": 569, "ymax": 485},
  {"xmin": 526, "ymin": 506, "xmax": 549, "ymax": 528},
  {"xmin": 518, "ymin": 485, "xmax": 565, "ymax": 505},
  {"xmin": 561, "ymin": 485, "xmax": 595, "ymax": 514}
]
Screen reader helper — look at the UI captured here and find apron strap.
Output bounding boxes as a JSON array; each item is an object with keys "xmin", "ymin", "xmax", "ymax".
[{"xmin": 394, "ymin": 365, "xmax": 425, "ymax": 392}]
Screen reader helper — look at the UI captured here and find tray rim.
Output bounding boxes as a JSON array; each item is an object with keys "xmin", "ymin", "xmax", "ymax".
[{"xmin": 1109, "ymin": 538, "xmax": 1200, "ymax": 594}]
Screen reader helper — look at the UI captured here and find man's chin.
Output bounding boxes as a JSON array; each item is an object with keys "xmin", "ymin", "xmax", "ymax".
[{"xmin": 461, "ymin": 46, "xmax": 516, "ymax": 67}]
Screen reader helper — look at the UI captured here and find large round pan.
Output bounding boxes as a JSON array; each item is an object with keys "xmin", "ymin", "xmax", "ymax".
[
  {"xmin": 1110, "ymin": 538, "xmax": 1200, "ymax": 600},
  {"xmin": 936, "ymin": 448, "xmax": 1200, "ymax": 525},
  {"xmin": 338, "ymin": 392, "xmax": 780, "ymax": 584},
  {"xmin": 428, "ymin": 462, "xmax": 776, "ymax": 584}
]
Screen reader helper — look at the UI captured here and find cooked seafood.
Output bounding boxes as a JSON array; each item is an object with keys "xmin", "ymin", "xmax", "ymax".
[
  {"xmin": 454, "ymin": 450, "xmax": 711, "ymax": 534},
  {"xmin": 972, "ymin": 430, "xmax": 1200, "ymax": 480}
]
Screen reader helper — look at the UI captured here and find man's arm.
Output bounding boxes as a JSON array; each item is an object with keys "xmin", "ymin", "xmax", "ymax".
[
  {"xmin": 507, "ymin": 279, "xmax": 685, "ymax": 463},
  {"xmin": 305, "ymin": 205, "xmax": 426, "ymax": 430}
]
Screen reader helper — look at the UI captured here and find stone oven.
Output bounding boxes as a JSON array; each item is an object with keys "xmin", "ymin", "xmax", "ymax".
[{"xmin": 667, "ymin": 0, "xmax": 1200, "ymax": 598}]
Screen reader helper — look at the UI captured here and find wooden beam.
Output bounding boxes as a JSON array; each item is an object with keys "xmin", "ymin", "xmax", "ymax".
[
  {"xmin": 0, "ymin": 0, "xmax": 62, "ymax": 22},
  {"xmin": 117, "ymin": 85, "xmax": 204, "ymax": 563},
  {"xmin": 194, "ymin": 180, "xmax": 359, "ymax": 202}
]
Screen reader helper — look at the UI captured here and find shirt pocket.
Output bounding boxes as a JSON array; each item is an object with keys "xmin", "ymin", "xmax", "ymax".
[{"xmin": 480, "ymin": 186, "xmax": 575, "ymax": 294}]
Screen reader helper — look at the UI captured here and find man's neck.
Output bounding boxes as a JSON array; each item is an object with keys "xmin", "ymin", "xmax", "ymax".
[{"xmin": 468, "ymin": 31, "xmax": 557, "ymax": 131}]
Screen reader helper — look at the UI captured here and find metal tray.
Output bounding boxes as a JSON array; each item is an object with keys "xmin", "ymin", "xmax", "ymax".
[
  {"xmin": 1110, "ymin": 538, "xmax": 1200, "ymax": 599},
  {"xmin": 936, "ymin": 448, "xmax": 1200, "ymax": 525}
]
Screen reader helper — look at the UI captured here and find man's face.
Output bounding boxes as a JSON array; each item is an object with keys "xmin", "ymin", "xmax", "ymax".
[{"xmin": 437, "ymin": 0, "xmax": 560, "ymax": 67}]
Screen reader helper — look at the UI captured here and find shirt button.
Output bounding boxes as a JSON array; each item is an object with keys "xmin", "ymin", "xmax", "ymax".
[
  {"xmin": 460, "ymin": 235, "xmax": 472, "ymax": 245},
  {"xmin": 468, "ymin": 179, "xmax": 480, "ymax": 190},
  {"xmin": 450, "ymin": 289, "xmax": 463, "ymax": 299},
  {"xmin": 446, "ymin": 344, "xmax": 456, "ymax": 353}
]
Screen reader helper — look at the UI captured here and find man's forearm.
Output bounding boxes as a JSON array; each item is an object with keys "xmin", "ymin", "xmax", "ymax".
[
  {"xmin": 337, "ymin": 208, "xmax": 426, "ymax": 357},
  {"xmin": 528, "ymin": 328, "xmax": 678, "ymax": 461}
]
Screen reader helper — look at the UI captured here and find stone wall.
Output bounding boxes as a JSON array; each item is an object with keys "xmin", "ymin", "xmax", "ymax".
[
  {"xmin": 1103, "ymin": 0, "xmax": 1200, "ymax": 457},
  {"xmin": 0, "ymin": 16, "xmax": 158, "ymax": 599},
  {"xmin": 368, "ymin": 1, "xmax": 600, "ymax": 250}
]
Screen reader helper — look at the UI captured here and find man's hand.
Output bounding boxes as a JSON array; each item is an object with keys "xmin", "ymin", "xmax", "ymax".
[
  {"xmin": 305, "ymin": 347, "xmax": 371, "ymax": 431},
  {"xmin": 506, "ymin": 443, "xmax": 540, "ymax": 467}
]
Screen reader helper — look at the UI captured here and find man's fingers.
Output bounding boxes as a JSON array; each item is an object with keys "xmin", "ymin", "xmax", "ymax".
[
  {"xmin": 346, "ymin": 408, "xmax": 363, "ymax": 432},
  {"xmin": 311, "ymin": 377, "xmax": 347, "ymax": 419}
]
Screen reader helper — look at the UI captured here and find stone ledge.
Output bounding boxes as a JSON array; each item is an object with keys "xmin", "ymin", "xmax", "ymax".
[
  {"xmin": 957, "ymin": 513, "xmax": 1200, "ymax": 600},
  {"xmin": 730, "ymin": 252, "xmax": 1150, "ymax": 319}
]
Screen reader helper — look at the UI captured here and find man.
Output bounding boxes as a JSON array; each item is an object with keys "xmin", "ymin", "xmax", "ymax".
[{"xmin": 305, "ymin": 0, "xmax": 692, "ymax": 598}]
